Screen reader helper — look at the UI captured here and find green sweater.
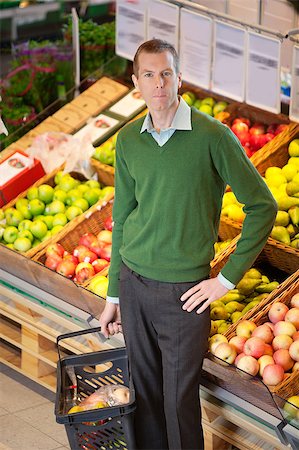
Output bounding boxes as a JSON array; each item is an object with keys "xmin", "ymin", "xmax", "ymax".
[{"xmin": 107, "ymin": 108, "xmax": 277, "ymax": 297}]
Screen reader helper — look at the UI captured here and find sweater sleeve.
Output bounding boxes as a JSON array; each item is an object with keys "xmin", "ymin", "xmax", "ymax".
[
  {"xmin": 107, "ymin": 133, "xmax": 137, "ymax": 297},
  {"xmin": 211, "ymin": 127, "xmax": 277, "ymax": 285}
]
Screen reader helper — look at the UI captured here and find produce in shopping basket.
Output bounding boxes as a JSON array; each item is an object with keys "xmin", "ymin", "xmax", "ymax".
[{"xmin": 68, "ymin": 384, "xmax": 130, "ymax": 414}]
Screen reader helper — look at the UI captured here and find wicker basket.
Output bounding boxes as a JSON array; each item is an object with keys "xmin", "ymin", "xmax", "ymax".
[
  {"xmin": 219, "ymin": 122, "xmax": 299, "ymax": 273},
  {"xmin": 33, "ymin": 200, "xmax": 113, "ymax": 287}
]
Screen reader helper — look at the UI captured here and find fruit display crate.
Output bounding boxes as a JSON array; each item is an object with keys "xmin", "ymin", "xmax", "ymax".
[
  {"xmin": 55, "ymin": 327, "xmax": 136, "ymax": 450},
  {"xmin": 90, "ymin": 109, "xmax": 148, "ymax": 187},
  {"xmin": 219, "ymin": 121, "xmax": 299, "ymax": 275},
  {"xmin": 203, "ymin": 273, "xmax": 299, "ymax": 420},
  {"xmin": 33, "ymin": 199, "xmax": 113, "ymax": 292}
]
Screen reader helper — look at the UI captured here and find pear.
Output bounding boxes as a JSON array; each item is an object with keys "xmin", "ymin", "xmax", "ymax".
[
  {"xmin": 267, "ymin": 174, "xmax": 287, "ymax": 188},
  {"xmin": 217, "ymin": 322, "xmax": 230, "ymax": 334},
  {"xmin": 288, "ymin": 157, "xmax": 299, "ymax": 167},
  {"xmin": 282, "ymin": 164, "xmax": 298, "ymax": 181},
  {"xmin": 244, "ymin": 268, "xmax": 262, "ymax": 279},
  {"xmin": 289, "ymin": 206, "xmax": 299, "ymax": 226},
  {"xmin": 242, "ymin": 300, "xmax": 260, "ymax": 314},
  {"xmin": 222, "ymin": 191, "xmax": 238, "ymax": 208},
  {"xmin": 209, "ymin": 300, "xmax": 225, "ymax": 309},
  {"xmin": 287, "ymin": 224, "xmax": 296, "ymax": 237},
  {"xmin": 286, "ymin": 181, "xmax": 299, "ymax": 197},
  {"xmin": 261, "ymin": 275, "xmax": 270, "ymax": 283},
  {"xmin": 210, "ymin": 321, "xmax": 218, "ymax": 337},
  {"xmin": 225, "ymin": 301, "xmax": 245, "ymax": 313},
  {"xmin": 293, "ymin": 173, "xmax": 299, "ymax": 183},
  {"xmin": 236, "ymin": 278, "xmax": 262, "ymax": 295},
  {"xmin": 210, "ymin": 306, "xmax": 229, "ymax": 321},
  {"xmin": 291, "ymin": 239, "xmax": 299, "ymax": 249},
  {"xmin": 218, "ymin": 292, "xmax": 246, "ymax": 304},
  {"xmin": 255, "ymin": 281, "xmax": 279, "ymax": 293},
  {"xmin": 276, "ymin": 195, "xmax": 299, "ymax": 211},
  {"xmin": 224, "ymin": 204, "xmax": 246, "ymax": 223},
  {"xmin": 231, "ymin": 311, "xmax": 243, "ymax": 323},
  {"xmin": 271, "ymin": 226, "xmax": 291, "ymax": 244},
  {"xmin": 252, "ymin": 293, "xmax": 269, "ymax": 302},
  {"xmin": 265, "ymin": 166, "xmax": 283, "ymax": 179}
]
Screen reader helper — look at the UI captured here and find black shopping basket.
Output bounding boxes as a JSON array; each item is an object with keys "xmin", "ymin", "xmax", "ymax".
[{"xmin": 55, "ymin": 327, "xmax": 136, "ymax": 450}]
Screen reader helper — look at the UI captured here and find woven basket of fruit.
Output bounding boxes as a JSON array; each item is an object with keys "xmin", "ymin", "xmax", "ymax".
[
  {"xmin": 1, "ymin": 164, "xmax": 114, "ymax": 259},
  {"xmin": 33, "ymin": 200, "xmax": 113, "ymax": 298},
  {"xmin": 90, "ymin": 109, "xmax": 148, "ymax": 186},
  {"xmin": 219, "ymin": 123, "xmax": 299, "ymax": 274},
  {"xmin": 202, "ymin": 271, "xmax": 299, "ymax": 418}
]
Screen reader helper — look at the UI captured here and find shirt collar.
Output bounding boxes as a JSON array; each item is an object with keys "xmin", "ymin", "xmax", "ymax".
[{"xmin": 140, "ymin": 96, "xmax": 192, "ymax": 134}]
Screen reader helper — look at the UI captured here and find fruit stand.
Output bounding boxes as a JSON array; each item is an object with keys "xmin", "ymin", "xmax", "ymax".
[{"xmin": 1, "ymin": 70, "xmax": 299, "ymax": 449}]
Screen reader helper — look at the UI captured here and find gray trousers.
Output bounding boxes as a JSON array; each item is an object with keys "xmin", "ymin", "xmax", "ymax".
[{"xmin": 119, "ymin": 263, "xmax": 210, "ymax": 450}]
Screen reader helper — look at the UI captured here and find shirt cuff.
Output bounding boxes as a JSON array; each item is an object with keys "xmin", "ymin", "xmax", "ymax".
[
  {"xmin": 217, "ymin": 272, "xmax": 235, "ymax": 290},
  {"xmin": 106, "ymin": 296, "xmax": 120, "ymax": 304}
]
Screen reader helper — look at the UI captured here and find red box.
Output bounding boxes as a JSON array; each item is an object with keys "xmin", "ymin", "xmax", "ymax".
[{"xmin": 0, "ymin": 150, "xmax": 45, "ymax": 207}]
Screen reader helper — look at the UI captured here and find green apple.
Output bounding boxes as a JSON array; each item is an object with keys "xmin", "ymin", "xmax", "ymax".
[
  {"xmin": 54, "ymin": 170, "xmax": 66, "ymax": 185},
  {"xmin": 201, "ymin": 96, "xmax": 216, "ymax": 107},
  {"xmin": 33, "ymin": 215, "xmax": 45, "ymax": 221},
  {"xmin": 66, "ymin": 206, "xmax": 83, "ymax": 221},
  {"xmin": 72, "ymin": 198, "xmax": 89, "ymax": 212},
  {"xmin": 84, "ymin": 189, "xmax": 100, "ymax": 206},
  {"xmin": 41, "ymin": 230, "xmax": 52, "ymax": 242},
  {"xmin": 53, "ymin": 189, "xmax": 67, "ymax": 204},
  {"xmin": 27, "ymin": 186, "xmax": 39, "ymax": 200},
  {"xmin": 66, "ymin": 189, "xmax": 82, "ymax": 206},
  {"xmin": 77, "ymin": 184, "xmax": 90, "ymax": 194},
  {"xmin": 52, "ymin": 213, "xmax": 67, "ymax": 227},
  {"xmin": 199, "ymin": 104, "xmax": 213, "ymax": 116},
  {"xmin": 51, "ymin": 225, "xmax": 64, "ymax": 235},
  {"xmin": 101, "ymin": 186, "xmax": 115, "ymax": 200},
  {"xmin": 15, "ymin": 198, "xmax": 29, "ymax": 211},
  {"xmin": 6, "ymin": 209, "xmax": 24, "ymax": 227},
  {"xmin": 193, "ymin": 99, "xmax": 202, "ymax": 110},
  {"xmin": 18, "ymin": 230, "xmax": 34, "ymax": 243},
  {"xmin": 213, "ymin": 101, "xmax": 228, "ymax": 116},
  {"xmin": 13, "ymin": 237, "xmax": 32, "ymax": 252},
  {"xmin": 38, "ymin": 184, "xmax": 54, "ymax": 204},
  {"xmin": 289, "ymin": 157, "xmax": 299, "ymax": 167},
  {"xmin": 288, "ymin": 139, "xmax": 299, "ymax": 157},
  {"xmin": 29, "ymin": 199, "xmax": 45, "ymax": 216},
  {"xmin": 45, "ymin": 200, "xmax": 66, "ymax": 215},
  {"xmin": 85, "ymin": 180, "xmax": 101, "ymax": 189},
  {"xmin": 3, "ymin": 226, "xmax": 19, "ymax": 243},
  {"xmin": 42, "ymin": 215, "xmax": 54, "ymax": 230},
  {"xmin": 181, "ymin": 92, "xmax": 195, "ymax": 106},
  {"xmin": 18, "ymin": 220, "xmax": 33, "ymax": 232},
  {"xmin": 32, "ymin": 238, "xmax": 41, "ymax": 247},
  {"xmin": 283, "ymin": 395, "xmax": 299, "ymax": 419},
  {"xmin": 0, "ymin": 209, "xmax": 4, "ymax": 221},
  {"xmin": 18, "ymin": 205, "xmax": 32, "ymax": 220},
  {"xmin": 0, "ymin": 225, "xmax": 5, "ymax": 239},
  {"xmin": 58, "ymin": 175, "xmax": 78, "ymax": 192},
  {"xmin": 30, "ymin": 220, "xmax": 48, "ymax": 240},
  {"xmin": 6, "ymin": 243, "xmax": 15, "ymax": 249}
]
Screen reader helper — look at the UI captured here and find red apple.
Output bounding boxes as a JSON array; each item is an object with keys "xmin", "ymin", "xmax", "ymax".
[
  {"xmin": 290, "ymin": 294, "xmax": 299, "ymax": 308},
  {"xmin": 92, "ymin": 258, "xmax": 109, "ymax": 273},
  {"xmin": 46, "ymin": 242, "xmax": 65, "ymax": 258},
  {"xmin": 249, "ymin": 134, "xmax": 265, "ymax": 151},
  {"xmin": 273, "ymin": 349, "xmax": 294, "ymax": 372},
  {"xmin": 99, "ymin": 244, "xmax": 112, "ymax": 262},
  {"xmin": 293, "ymin": 331, "xmax": 299, "ymax": 341},
  {"xmin": 75, "ymin": 262, "xmax": 95, "ymax": 283},
  {"xmin": 263, "ymin": 343, "xmax": 274, "ymax": 356},
  {"xmin": 249, "ymin": 123, "xmax": 265, "ymax": 135},
  {"xmin": 237, "ymin": 132, "xmax": 251, "ymax": 146},
  {"xmin": 45, "ymin": 254, "xmax": 63, "ymax": 271},
  {"xmin": 231, "ymin": 122, "xmax": 249, "ymax": 136},
  {"xmin": 73, "ymin": 245, "xmax": 98, "ymax": 263},
  {"xmin": 78, "ymin": 233, "xmax": 98, "ymax": 250},
  {"xmin": 232, "ymin": 117, "xmax": 251, "ymax": 127},
  {"xmin": 97, "ymin": 230, "xmax": 113, "ymax": 247},
  {"xmin": 292, "ymin": 361, "xmax": 299, "ymax": 372},
  {"xmin": 258, "ymin": 355, "xmax": 274, "ymax": 377},
  {"xmin": 229, "ymin": 336, "xmax": 247, "ymax": 354},
  {"xmin": 263, "ymin": 321, "xmax": 274, "ymax": 331},
  {"xmin": 252, "ymin": 324, "xmax": 274, "ymax": 344},
  {"xmin": 214, "ymin": 342, "xmax": 237, "ymax": 364},
  {"xmin": 261, "ymin": 132, "xmax": 274, "ymax": 146},
  {"xmin": 63, "ymin": 253, "xmax": 79, "ymax": 265},
  {"xmin": 236, "ymin": 355, "xmax": 259, "ymax": 376},
  {"xmin": 244, "ymin": 337, "xmax": 265, "ymax": 359},
  {"xmin": 272, "ymin": 334, "xmax": 293, "ymax": 351},
  {"xmin": 209, "ymin": 334, "xmax": 228, "ymax": 354},
  {"xmin": 267, "ymin": 123, "xmax": 277, "ymax": 134},
  {"xmin": 56, "ymin": 259, "xmax": 76, "ymax": 278},
  {"xmin": 234, "ymin": 352, "xmax": 246, "ymax": 365},
  {"xmin": 285, "ymin": 308, "xmax": 299, "ymax": 330},
  {"xmin": 268, "ymin": 302, "xmax": 289, "ymax": 324},
  {"xmin": 262, "ymin": 364, "xmax": 284, "ymax": 386},
  {"xmin": 104, "ymin": 216, "xmax": 113, "ymax": 231},
  {"xmin": 236, "ymin": 320, "xmax": 257, "ymax": 338},
  {"xmin": 273, "ymin": 321, "xmax": 296, "ymax": 338},
  {"xmin": 289, "ymin": 340, "xmax": 299, "ymax": 362},
  {"xmin": 274, "ymin": 123, "xmax": 288, "ymax": 135}
]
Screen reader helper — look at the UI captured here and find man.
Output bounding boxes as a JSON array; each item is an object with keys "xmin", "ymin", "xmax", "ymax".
[{"xmin": 99, "ymin": 39, "xmax": 277, "ymax": 450}]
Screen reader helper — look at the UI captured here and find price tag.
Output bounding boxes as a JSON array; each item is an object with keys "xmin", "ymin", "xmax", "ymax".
[
  {"xmin": 116, "ymin": 0, "xmax": 147, "ymax": 61},
  {"xmin": 212, "ymin": 21, "xmax": 246, "ymax": 101},
  {"xmin": 180, "ymin": 9, "xmax": 212, "ymax": 89},
  {"xmin": 289, "ymin": 45, "xmax": 299, "ymax": 121},
  {"xmin": 147, "ymin": 0, "xmax": 179, "ymax": 50},
  {"xmin": 246, "ymin": 32, "xmax": 281, "ymax": 113}
]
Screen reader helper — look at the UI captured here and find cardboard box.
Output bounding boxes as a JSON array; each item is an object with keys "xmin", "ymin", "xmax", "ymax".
[
  {"xmin": 52, "ymin": 104, "xmax": 91, "ymax": 133},
  {"xmin": 0, "ymin": 150, "xmax": 45, "ymax": 207}
]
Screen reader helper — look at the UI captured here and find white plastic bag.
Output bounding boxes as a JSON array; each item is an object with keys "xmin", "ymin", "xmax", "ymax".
[{"xmin": 26, "ymin": 131, "xmax": 96, "ymax": 179}]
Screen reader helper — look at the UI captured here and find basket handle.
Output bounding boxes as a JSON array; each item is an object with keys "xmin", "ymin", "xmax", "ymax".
[{"xmin": 56, "ymin": 326, "xmax": 104, "ymax": 362}]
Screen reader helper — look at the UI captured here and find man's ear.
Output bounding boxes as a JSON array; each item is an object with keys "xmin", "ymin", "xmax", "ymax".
[
  {"xmin": 178, "ymin": 72, "xmax": 182, "ymax": 89},
  {"xmin": 132, "ymin": 74, "xmax": 139, "ymax": 90}
]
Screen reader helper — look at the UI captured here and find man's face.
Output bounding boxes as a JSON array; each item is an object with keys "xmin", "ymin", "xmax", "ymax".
[{"xmin": 132, "ymin": 50, "xmax": 182, "ymax": 113}]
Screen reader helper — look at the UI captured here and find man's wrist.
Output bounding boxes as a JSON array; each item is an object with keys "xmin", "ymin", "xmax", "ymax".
[
  {"xmin": 106, "ymin": 296, "xmax": 120, "ymax": 304},
  {"xmin": 217, "ymin": 272, "xmax": 235, "ymax": 290}
]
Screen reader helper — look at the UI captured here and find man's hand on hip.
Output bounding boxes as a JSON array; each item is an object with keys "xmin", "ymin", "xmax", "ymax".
[
  {"xmin": 99, "ymin": 302, "xmax": 122, "ymax": 338},
  {"xmin": 180, "ymin": 277, "xmax": 229, "ymax": 314}
]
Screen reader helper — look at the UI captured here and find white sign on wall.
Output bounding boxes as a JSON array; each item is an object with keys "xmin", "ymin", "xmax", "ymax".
[
  {"xmin": 147, "ymin": 0, "xmax": 180, "ymax": 50},
  {"xmin": 212, "ymin": 21, "xmax": 246, "ymax": 101},
  {"xmin": 116, "ymin": 0, "xmax": 147, "ymax": 61},
  {"xmin": 246, "ymin": 32, "xmax": 281, "ymax": 113},
  {"xmin": 180, "ymin": 9, "xmax": 213, "ymax": 89},
  {"xmin": 289, "ymin": 45, "xmax": 299, "ymax": 122}
]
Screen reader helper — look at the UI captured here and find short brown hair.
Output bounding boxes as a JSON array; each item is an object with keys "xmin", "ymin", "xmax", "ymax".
[{"xmin": 133, "ymin": 39, "xmax": 179, "ymax": 77}]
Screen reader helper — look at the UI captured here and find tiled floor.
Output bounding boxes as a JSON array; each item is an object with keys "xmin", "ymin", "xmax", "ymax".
[{"xmin": 0, "ymin": 363, "xmax": 70, "ymax": 450}]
